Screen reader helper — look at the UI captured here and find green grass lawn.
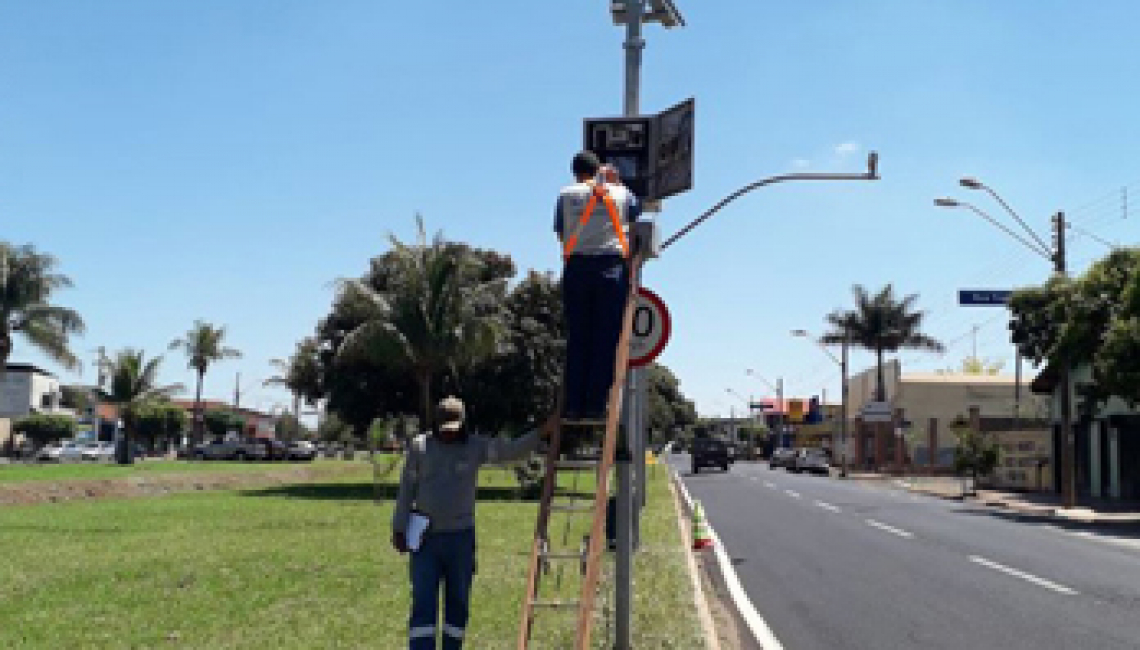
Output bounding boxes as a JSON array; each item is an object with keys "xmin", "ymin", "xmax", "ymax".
[
  {"xmin": 0, "ymin": 460, "xmax": 704, "ymax": 649},
  {"xmin": 0, "ymin": 458, "xmax": 376, "ymax": 483}
]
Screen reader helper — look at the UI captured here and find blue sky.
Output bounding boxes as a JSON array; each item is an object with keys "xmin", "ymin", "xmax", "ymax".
[{"xmin": 2, "ymin": 1, "xmax": 1138, "ymax": 419}]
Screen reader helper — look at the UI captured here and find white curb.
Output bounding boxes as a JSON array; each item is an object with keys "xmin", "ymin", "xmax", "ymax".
[{"xmin": 672, "ymin": 469, "xmax": 785, "ymax": 650}]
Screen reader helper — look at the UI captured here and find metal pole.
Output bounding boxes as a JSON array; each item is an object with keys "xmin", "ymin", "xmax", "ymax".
[
  {"xmin": 616, "ymin": 3, "xmax": 644, "ymax": 647},
  {"xmin": 1054, "ymin": 211, "xmax": 1077, "ymax": 509},
  {"xmin": 777, "ymin": 378, "xmax": 785, "ymax": 448},
  {"xmin": 841, "ymin": 336, "xmax": 849, "ymax": 478}
]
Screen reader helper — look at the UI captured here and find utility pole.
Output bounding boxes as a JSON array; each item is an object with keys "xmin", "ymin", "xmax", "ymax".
[
  {"xmin": 1053, "ymin": 211, "xmax": 1076, "ymax": 509},
  {"xmin": 840, "ymin": 335, "xmax": 849, "ymax": 478},
  {"xmin": 777, "ymin": 377, "xmax": 785, "ymax": 448},
  {"xmin": 234, "ymin": 372, "xmax": 241, "ymax": 409},
  {"xmin": 615, "ymin": 2, "xmax": 645, "ymax": 646}
]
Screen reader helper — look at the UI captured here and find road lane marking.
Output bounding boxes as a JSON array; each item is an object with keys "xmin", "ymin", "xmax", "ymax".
[
  {"xmin": 815, "ymin": 501, "xmax": 841, "ymax": 513},
  {"xmin": 785, "ymin": 490, "xmax": 801, "ymax": 498},
  {"xmin": 968, "ymin": 556, "xmax": 1079, "ymax": 595},
  {"xmin": 763, "ymin": 481, "xmax": 776, "ymax": 489},
  {"xmin": 865, "ymin": 519, "xmax": 914, "ymax": 539}
]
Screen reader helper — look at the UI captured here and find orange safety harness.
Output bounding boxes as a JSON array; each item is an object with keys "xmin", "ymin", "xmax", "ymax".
[{"xmin": 561, "ymin": 178, "xmax": 630, "ymax": 261}]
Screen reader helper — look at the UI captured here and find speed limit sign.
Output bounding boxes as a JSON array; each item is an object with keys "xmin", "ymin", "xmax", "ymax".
[{"xmin": 629, "ymin": 287, "xmax": 671, "ymax": 368}]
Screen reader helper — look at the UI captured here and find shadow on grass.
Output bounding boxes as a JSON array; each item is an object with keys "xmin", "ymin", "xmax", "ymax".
[{"xmin": 239, "ymin": 482, "xmax": 592, "ymax": 502}]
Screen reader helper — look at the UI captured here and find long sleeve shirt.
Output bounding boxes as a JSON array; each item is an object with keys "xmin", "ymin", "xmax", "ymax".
[{"xmin": 392, "ymin": 429, "xmax": 541, "ymax": 535}]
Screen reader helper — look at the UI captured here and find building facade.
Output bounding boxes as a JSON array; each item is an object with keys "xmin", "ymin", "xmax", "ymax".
[{"xmin": 1032, "ymin": 363, "xmax": 1140, "ymax": 500}]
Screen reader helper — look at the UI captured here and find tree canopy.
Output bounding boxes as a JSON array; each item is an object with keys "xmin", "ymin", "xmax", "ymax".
[
  {"xmin": 1010, "ymin": 248, "xmax": 1140, "ymax": 410},
  {"xmin": 822, "ymin": 284, "xmax": 943, "ymax": 400},
  {"xmin": 0, "ymin": 242, "xmax": 85, "ymax": 375}
]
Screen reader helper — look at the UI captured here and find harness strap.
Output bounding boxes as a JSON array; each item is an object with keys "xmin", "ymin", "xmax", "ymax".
[{"xmin": 561, "ymin": 181, "xmax": 630, "ymax": 261}]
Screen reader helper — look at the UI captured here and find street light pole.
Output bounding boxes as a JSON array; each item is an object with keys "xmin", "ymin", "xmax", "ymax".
[
  {"xmin": 935, "ymin": 186, "xmax": 1078, "ymax": 509},
  {"xmin": 841, "ymin": 334, "xmax": 849, "ymax": 478}
]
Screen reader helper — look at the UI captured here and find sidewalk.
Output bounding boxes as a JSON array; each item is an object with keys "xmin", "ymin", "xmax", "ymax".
[{"xmin": 876, "ymin": 474, "xmax": 1140, "ymax": 525}]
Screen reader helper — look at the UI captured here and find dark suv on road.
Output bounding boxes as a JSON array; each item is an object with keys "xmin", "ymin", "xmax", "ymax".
[{"xmin": 690, "ymin": 437, "xmax": 731, "ymax": 474}]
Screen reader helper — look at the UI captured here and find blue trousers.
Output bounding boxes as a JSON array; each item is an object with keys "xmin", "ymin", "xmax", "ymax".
[
  {"xmin": 409, "ymin": 528, "xmax": 475, "ymax": 650},
  {"xmin": 562, "ymin": 254, "xmax": 630, "ymax": 418}
]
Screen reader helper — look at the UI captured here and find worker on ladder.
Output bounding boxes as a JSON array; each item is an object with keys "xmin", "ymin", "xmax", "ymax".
[{"xmin": 554, "ymin": 151, "xmax": 641, "ymax": 423}]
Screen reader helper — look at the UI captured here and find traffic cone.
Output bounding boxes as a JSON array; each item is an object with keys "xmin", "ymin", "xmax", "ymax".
[{"xmin": 691, "ymin": 501, "xmax": 714, "ymax": 550}]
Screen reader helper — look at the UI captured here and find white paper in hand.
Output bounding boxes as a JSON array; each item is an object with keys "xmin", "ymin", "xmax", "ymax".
[{"xmin": 407, "ymin": 512, "xmax": 430, "ymax": 552}]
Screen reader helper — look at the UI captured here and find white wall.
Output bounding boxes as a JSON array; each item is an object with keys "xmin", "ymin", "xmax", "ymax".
[{"xmin": 0, "ymin": 369, "xmax": 62, "ymax": 418}]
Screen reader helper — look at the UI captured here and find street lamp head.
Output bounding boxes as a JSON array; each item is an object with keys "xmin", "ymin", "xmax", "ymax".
[
  {"xmin": 934, "ymin": 197, "xmax": 961, "ymax": 208},
  {"xmin": 790, "ymin": 329, "xmax": 809, "ymax": 337},
  {"xmin": 959, "ymin": 177, "xmax": 984, "ymax": 190}
]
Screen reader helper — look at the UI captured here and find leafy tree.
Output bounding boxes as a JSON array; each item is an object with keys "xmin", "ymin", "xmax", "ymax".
[
  {"xmin": 460, "ymin": 270, "xmax": 564, "ymax": 435},
  {"xmin": 1010, "ymin": 249, "xmax": 1140, "ymax": 413},
  {"xmin": 0, "ymin": 243, "xmax": 85, "ymax": 454},
  {"xmin": 103, "ymin": 349, "xmax": 183, "ymax": 463},
  {"xmin": 14, "ymin": 413, "xmax": 77, "ymax": 446},
  {"xmin": 169, "ymin": 320, "xmax": 242, "ymax": 443},
  {"xmin": 938, "ymin": 356, "xmax": 1005, "ymax": 375},
  {"xmin": 263, "ymin": 337, "xmax": 322, "ymax": 421},
  {"xmin": 950, "ymin": 418, "xmax": 1000, "ymax": 493},
  {"xmin": 645, "ymin": 363, "xmax": 698, "ymax": 444},
  {"xmin": 822, "ymin": 284, "xmax": 944, "ymax": 401},
  {"xmin": 130, "ymin": 401, "xmax": 187, "ymax": 452},
  {"xmin": 317, "ymin": 413, "xmax": 353, "ymax": 444},
  {"xmin": 331, "ymin": 219, "xmax": 509, "ymax": 428},
  {"xmin": 60, "ymin": 385, "xmax": 94, "ymax": 413},
  {"xmin": 203, "ymin": 408, "xmax": 246, "ymax": 440},
  {"xmin": 274, "ymin": 413, "xmax": 311, "ymax": 441}
]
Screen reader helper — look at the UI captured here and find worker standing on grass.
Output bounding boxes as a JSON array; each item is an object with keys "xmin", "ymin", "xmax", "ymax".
[
  {"xmin": 392, "ymin": 396, "xmax": 556, "ymax": 650},
  {"xmin": 554, "ymin": 151, "xmax": 641, "ymax": 424}
]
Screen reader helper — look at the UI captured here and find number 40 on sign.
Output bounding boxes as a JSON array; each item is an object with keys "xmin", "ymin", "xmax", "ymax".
[{"xmin": 629, "ymin": 287, "xmax": 671, "ymax": 368}]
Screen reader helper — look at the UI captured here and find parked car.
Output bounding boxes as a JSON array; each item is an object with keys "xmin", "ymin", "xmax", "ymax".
[
  {"xmin": 690, "ymin": 436, "xmax": 731, "ymax": 474},
  {"xmin": 247, "ymin": 438, "xmax": 290, "ymax": 461},
  {"xmin": 37, "ymin": 440, "xmax": 85, "ymax": 463},
  {"xmin": 80, "ymin": 441, "xmax": 116, "ymax": 462},
  {"xmin": 792, "ymin": 448, "xmax": 831, "ymax": 475},
  {"xmin": 769, "ymin": 448, "xmax": 797, "ymax": 469},
  {"xmin": 287, "ymin": 440, "xmax": 318, "ymax": 461},
  {"xmin": 192, "ymin": 438, "xmax": 268, "ymax": 461}
]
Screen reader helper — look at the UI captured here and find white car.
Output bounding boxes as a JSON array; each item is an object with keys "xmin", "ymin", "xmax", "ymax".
[
  {"xmin": 80, "ymin": 441, "xmax": 116, "ymax": 462},
  {"xmin": 792, "ymin": 448, "xmax": 832, "ymax": 475},
  {"xmin": 37, "ymin": 440, "xmax": 86, "ymax": 463}
]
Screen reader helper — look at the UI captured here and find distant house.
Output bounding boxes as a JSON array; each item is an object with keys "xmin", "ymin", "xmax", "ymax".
[
  {"xmin": 843, "ymin": 360, "xmax": 1052, "ymax": 489},
  {"xmin": 1, "ymin": 364, "xmax": 72, "ymax": 449},
  {"xmin": 169, "ymin": 400, "xmax": 276, "ymax": 438}
]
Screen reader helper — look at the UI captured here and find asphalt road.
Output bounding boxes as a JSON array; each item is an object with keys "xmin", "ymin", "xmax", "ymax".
[{"xmin": 670, "ymin": 453, "xmax": 1140, "ymax": 650}]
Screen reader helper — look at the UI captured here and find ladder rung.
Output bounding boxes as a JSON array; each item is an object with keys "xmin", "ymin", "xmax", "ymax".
[
  {"xmin": 554, "ymin": 460, "xmax": 600, "ymax": 471},
  {"xmin": 540, "ymin": 552, "xmax": 584, "ymax": 560},
  {"xmin": 561, "ymin": 418, "xmax": 607, "ymax": 428},
  {"xmin": 532, "ymin": 599, "xmax": 581, "ymax": 608},
  {"xmin": 550, "ymin": 502, "xmax": 594, "ymax": 512}
]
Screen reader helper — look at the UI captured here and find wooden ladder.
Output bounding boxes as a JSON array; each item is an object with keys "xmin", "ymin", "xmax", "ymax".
[{"xmin": 517, "ymin": 258, "xmax": 642, "ymax": 650}]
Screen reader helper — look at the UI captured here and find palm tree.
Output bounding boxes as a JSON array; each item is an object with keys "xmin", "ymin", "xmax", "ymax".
[
  {"xmin": 103, "ymin": 349, "xmax": 182, "ymax": 464},
  {"xmin": 821, "ymin": 284, "xmax": 944, "ymax": 402},
  {"xmin": 169, "ymin": 321, "xmax": 241, "ymax": 443},
  {"xmin": 335, "ymin": 219, "xmax": 506, "ymax": 427},
  {"xmin": 263, "ymin": 337, "xmax": 320, "ymax": 421},
  {"xmin": 0, "ymin": 243, "xmax": 85, "ymax": 455}
]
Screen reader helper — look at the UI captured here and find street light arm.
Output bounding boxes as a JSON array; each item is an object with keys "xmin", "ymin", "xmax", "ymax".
[
  {"xmin": 661, "ymin": 153, "xmax": 880, "ymax": 251},
  {"xmin": 963, "ymin": 203, "xmax": 1054, "ymax": 260},
  {"xmin": 983, "ymin": 186, "xmax": 1054, "ymax": 255},
  {"xmin": 937, "ymin": 198, "xmax": 1053, "ymax": 260},
  {"xmin": 745, "ymin": 369, "xmax": 778, "ymax": 393}
]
